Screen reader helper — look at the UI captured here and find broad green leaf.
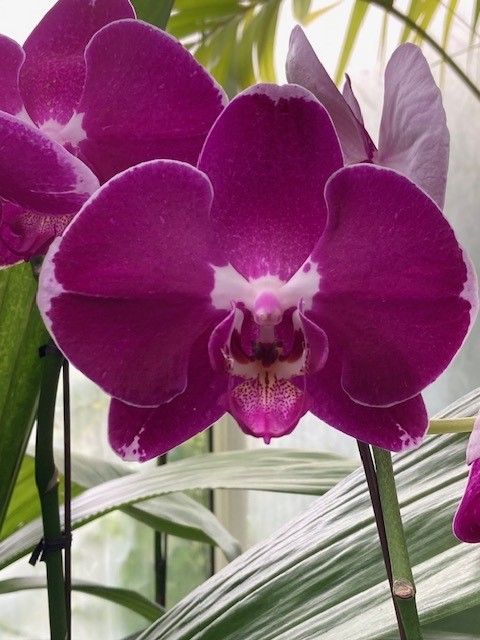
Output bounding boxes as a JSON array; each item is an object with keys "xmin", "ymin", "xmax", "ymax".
[
  {"xmin": 292, "ymin": 0, "xmax": 312, "ymax": 22},
  {"xmin": 0, "ymin": 264, "xmax": 48, "ymax": 533},
  {"xmin": 0, "ymin": 577, "xmax": 164, "ymax": 622},
  {"xmin": 334, "ymin": 0, "xmax": 369, "ymax": 84},
  {"xmin": 0, "ymin": 449, "xmax": 357, "ymax": 570},
  {"xmin": 425, "ymin": 601, "xmax": 480, "ymax": 635},
  {"xmin": 3, "ymin": 450, "xmax": 241, "ymax": 561},
  {"xmin": 137, "ymin": 390, "xmax": 480, "ymax": 640}
]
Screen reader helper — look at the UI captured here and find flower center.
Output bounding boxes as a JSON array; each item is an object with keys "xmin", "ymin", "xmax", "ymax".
[{"xmin": 253, "ymin": 291, "xmax": 283, "ymax": 326}]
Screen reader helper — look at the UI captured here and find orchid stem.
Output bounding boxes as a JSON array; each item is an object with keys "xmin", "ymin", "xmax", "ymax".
[
  {"xmin": 357, "ymin": 442, "xmax": 406, "ymax": 639},
  {"xmin": 35, "ymin": 343, "xmax": 67, "ymax": 640},
  {"xmin": 427, "ymin": 417, "xmax": 474, "ymax": 434},
  {"xmin": 372, "ymin": 447, "xmax": 423, "ymax": 640}
]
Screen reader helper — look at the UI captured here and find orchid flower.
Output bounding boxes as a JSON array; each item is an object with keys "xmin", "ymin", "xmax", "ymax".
[
  {"xmin": 286, "ymin": 27, "xmax": 449, "ymax": 208},
  {"xmin": 0, "ymin": 0, "xmax": 226, "ymax": 267},
  {"xmin": 38, "ymin": 84, "xmax": 477, "ymax": 462},
  {"xmin": 454, "ymin": 418, "xmax": 480, "ymax": 542}
]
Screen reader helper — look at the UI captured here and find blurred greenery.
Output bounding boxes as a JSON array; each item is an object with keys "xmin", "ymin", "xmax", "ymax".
[{"xmin": 133, "ymin": 0, "xmax": 480, "ymax": 98}]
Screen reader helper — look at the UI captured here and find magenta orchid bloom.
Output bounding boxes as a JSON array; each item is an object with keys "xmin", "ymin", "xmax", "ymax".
[
  {"xmin": 454, "ymin": 418, "xmax": 480, "ymax": 542},
  {"xmin": 286, "ymin": 27, "xmax": 449, "ymax": 208},
  {"xmin": 0, "ymin": 0, "xmax": 226, "ymax": 267},
  {"xmin": 38, "ymin": 84, "xmax": 477, "ymax": 462}
]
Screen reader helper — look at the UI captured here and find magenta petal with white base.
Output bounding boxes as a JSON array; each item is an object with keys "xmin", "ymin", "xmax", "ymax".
[
  {"xmin": 377, "ymin": 44, "xmax": 449, "ymax": 207},
  {"xmin": 38, "ymin": 160, "xmax": 227, "ymax": 406},
  {"xmin": 453, "ymin": 460, "xmax": 480, "ymax": 543},
  {"xmin": 286, "ymin": 26, "xmax": 373, "ymax": 165},
  {"xmin": 311, "ymin": 164, "xmax": 477, "ymax": 407},
  {"xmin": 109, "ymin": 334, "xmax": 227, "ymax": 461},
  {"xmin": 307, "ymin": 342, "xmax": 428, "ymax": 451},
  {"xmin": 0, "ymin": 36, "xmax": 26, "ymax": 116},
  {"xmin": 20, "ymin": 0, "xmax": 135, "ymax": 128},
  {"xmin": 198, "ymin": 83, "xmax": 343, "ymax": 281},
  {"xmin": 77, "ymin": 20, "xmax": 227, "ymax": 181},
  {"xmin": 0, "ymin": 112, "xmax": 99, "ymax": 215}
]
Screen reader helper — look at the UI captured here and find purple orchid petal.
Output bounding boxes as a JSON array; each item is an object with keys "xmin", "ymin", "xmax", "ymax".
[
  {"xmin": 307, "ymin": 341, "xmax": 428, "ymax": 451},
  {"xmin": 377, "ymin": 44, "xmax": 449, "ymax": 207},
  {"xmin": 109, "ymin": 333, "xmax": 227, "ymax": 461},
  {"xmin": 0, "ymin": 202, "xmax": 72, "ymax": 262},
  {"xmin": 38, "ymin": 160, "xmax": 227, "ymax": 406},
  {"xmin": 453, "ymin": 460, "xmax": 480, "ymax": 543},
  {"xmin": 466, "ymin": 414, "xmax": 480, "ymax": 465},
  {"xmin": 0, "ymin": 35, "xmax": 27, "ymax": 117},
  {"xmin": 20, "ymin": 0, "xmax": 135, "ymax": 128},
  {"xmin": 0, "ymin": 111, "xmax": 99, "ymax": 215},
  {"xmin": 311, "ymin": 164, "xmax": 477, "ymax": 407},
  {"xmin": 198, "ymin": 83, "xmax": 343, "ymax": 282},
  {"xmin": 76, "ymin": 20, "xmax": 227, "ymax": 181},
  {"xmin": 286, "ymin": 26, "xmax": 374, "ymax": 164},
  {"xmin": 342, "ymin": 74, "xmax": 364, "ymax": 124}
]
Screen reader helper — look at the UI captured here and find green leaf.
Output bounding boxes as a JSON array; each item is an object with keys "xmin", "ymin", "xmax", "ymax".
[
  {"xmin": 136, "ymin": 390, "xmax": 480, "ymax": 640},
  {"xmin": 0, "ymin": 577, "xmax": 164, "ymax": 622},
  {"xmin": 0, "ymin": 449, "xmax": 357, "ymax": 570},
  {"xmin": 334, "ymin": 0, "xmax": 370, "ymax": 84},
  {"xmin": 292, "ymin": 0, "xmax": 312, "ymax": 23},
  {"xmin": 0, "ymin": 264, "xmax": 48, "ymax": 533},
  {"xmin": 3, "ymin": 450, "xmax": 241, "ymax": 562}
]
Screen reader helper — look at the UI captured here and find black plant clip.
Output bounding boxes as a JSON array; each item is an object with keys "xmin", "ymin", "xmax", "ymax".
[{"xmin": 29, "ymin": 533, "xmax": 72, "ymax": 566}]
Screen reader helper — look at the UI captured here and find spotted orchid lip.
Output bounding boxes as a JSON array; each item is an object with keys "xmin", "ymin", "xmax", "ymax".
[{"xmin": 38, "ymin": 83, "xmax": 477, "ymax": 461}]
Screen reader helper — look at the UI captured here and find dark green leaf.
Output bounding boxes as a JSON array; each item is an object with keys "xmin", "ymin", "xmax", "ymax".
[
  {"xmin": 0, "ymin": 264, "xmax": 48, "ymax": 533},
  {"xmin": 0, "ymin": 577, "xmax": 164, "ymax": 622}
]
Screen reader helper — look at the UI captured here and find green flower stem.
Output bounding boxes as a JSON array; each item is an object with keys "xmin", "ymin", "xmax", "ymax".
[
  {"xmin": 427, "ymin": 417, "xmax": 475, "ymax": 434},
  {"xmin": 372, "ymin": 447, "xmax": 423, "ymax": 640},
  {"xmin": 35, "ymin": 345, "xmax": 67, "ymax": 640}
]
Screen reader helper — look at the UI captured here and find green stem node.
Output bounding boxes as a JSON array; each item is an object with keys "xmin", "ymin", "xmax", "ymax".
[{"xmin": 372, "ymin": 447, "xmax": 423, "ymax": 640}]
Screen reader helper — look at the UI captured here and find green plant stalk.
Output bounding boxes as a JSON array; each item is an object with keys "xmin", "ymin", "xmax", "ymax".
[
  {"xmin": 372, "ymin": 447, "xmax": 423, "ymax": 640},
  {"xmin": 428, "ymin": 417, "xmax": 474, "ymax": 434},
  {"xmin": 35, "ymin": 346, "xmax": 67, "ymax": 640}
]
